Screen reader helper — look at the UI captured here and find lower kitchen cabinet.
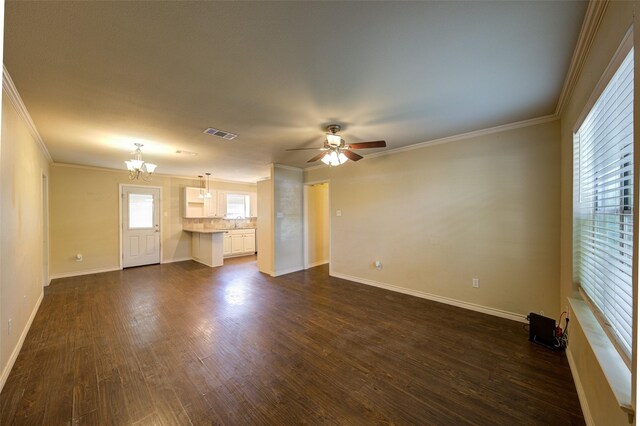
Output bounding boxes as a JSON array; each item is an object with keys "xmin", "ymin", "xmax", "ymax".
[{"xmin": 224, "ymin": 228, "xmax": 256, "ymax": 258}]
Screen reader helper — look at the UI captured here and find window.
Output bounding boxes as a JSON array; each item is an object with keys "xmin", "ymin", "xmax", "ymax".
[
  {"xmin": 573, "ymin": 46, "xmax": 633, "ymax": 358},
  {"xmin": 128, "ymin": 193, "xmax": 154, "ymax": 229},
  {"xmin": 226, "ymin": 193, "xmax": 250, "ymax": 218}
]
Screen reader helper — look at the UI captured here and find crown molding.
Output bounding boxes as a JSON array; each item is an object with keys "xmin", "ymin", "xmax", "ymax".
[
  {"xmin": 364, "ymin": 114, "xmax": 558, "ymax": 162},
  {"xmin": 555, "ymin": 0, "xmax": 609, "ymax": 116},
  {"xmin": 304, "ymin": 163, "xmax": 327, "ymax": 172},
  {"xmin": 51, "ymin": 162, "xmax": 257, "ymax": 185},
  {"xmin": 2, "ymin": 65, "xmax": 53, "ymax": 163},
  {"xmin": 274, "ymin": 163, "xmax": 303, "ymax": 172}
]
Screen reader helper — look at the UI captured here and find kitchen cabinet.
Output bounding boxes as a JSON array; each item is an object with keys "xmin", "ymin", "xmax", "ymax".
[
  {"xmin": 184, "ymin": 187, "xmax": 220, "ymax": 218},
  {"xmin": 224, "ymin": 229, "xmax": 256, "ymax": 257},
  {"xmin": 204, "ymin": 191, "xmax": 218, "ymax": 217},
  {"xmin": 184, "ymin": 187, "xmax": 205, "ymax": 218},
  {"xmin": 244, "ymin": 231, "xmax": 256, "ymax": 252},
  {"xmin": 223, "ymin": 233, "xmax": 232, "ymax": 256},
  {"xmin": 231, "ymin": 233, "xmax": 244, "ymax": 254}
]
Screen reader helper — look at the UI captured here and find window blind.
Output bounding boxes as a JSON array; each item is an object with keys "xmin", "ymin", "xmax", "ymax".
[{"xmin": 573, "ymin": 47, "xmax": 634, "ymax": 357}]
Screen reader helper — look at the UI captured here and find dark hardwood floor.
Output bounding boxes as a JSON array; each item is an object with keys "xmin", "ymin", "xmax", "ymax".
[{"xmin": 1, "ymin": 256, "xmax": 584, "ymax": 425}]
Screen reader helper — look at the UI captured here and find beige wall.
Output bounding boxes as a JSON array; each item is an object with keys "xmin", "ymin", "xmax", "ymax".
[
  {"xmin": 50, "ymin": 165, "xmax": 256, "ymax": 277},
  {"xmin": 306, "ymin": 182, "xmax": 329, "ymax": 266},
  {"xmin": 0, "ymin": 92, "xmax": 50, "ymax": 388},
  {"xmin": 306, "ymin": 119, "xmax": 561, "ymax": 318},
  {"xmin": 257, "ymin": 178, "xmax": 274, "ymax": 275},
  {"xmin": 273, "ymin": 165, "xmax": 304, "ymax": 275},
  {"xmin": 559, "ymin": 2, "xmax": 636, "ymax": 424}
]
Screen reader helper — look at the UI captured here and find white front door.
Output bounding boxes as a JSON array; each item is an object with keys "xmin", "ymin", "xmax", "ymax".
[{"xmin": 122, "ymin": 186, "xmax": 160, "ymax": 268}]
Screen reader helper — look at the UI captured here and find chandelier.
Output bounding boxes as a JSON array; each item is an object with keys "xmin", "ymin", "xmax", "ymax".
[{"xmin": 125, "ymin": 143, "xmax": 157, "ymax": 181}]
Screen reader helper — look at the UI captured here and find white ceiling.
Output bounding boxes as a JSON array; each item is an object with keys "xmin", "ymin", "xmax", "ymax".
[{"xmin": 4, "ymin": 1, "xmax": 587, "ymax": 182}]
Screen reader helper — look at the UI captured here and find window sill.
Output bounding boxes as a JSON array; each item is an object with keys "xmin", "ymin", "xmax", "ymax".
[{"xmin": 568, "ymin": 297, "xmax": 633, "ymax": 417}]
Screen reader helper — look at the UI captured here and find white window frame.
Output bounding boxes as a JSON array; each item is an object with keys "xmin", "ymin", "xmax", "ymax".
[{"xmin": 573, "ymin": 31, "xmax": 634, "ymax": 365}]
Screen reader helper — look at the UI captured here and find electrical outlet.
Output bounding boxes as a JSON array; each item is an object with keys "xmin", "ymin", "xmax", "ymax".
[
  {"xmin": 472, "ymin": 278, "xmax": 479, "ymax": 288},
  {"xmin": 8, "ymin": 319, "xmax": 11, "ymax": 336},
  {"xmin": 336, "ymin": 210, "xmax": 342, "ymax": 217},
  {"xmin": 375, "ymin": 260, "xmax": 383, "ymax": 270}
]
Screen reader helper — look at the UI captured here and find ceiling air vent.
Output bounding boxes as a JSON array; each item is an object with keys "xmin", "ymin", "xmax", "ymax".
[{"xmin": 203, "ymin": 127, "xmax": 238, "ymax": 140}]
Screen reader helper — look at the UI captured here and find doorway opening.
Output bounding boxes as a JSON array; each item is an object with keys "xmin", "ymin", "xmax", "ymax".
[
  {"xmin": 120, "ymin": 185, "xmax": 162, "ymax": 268},
  {"xmin": 303, "ymin": 181, "xmax": 330, "ymax": 270}
]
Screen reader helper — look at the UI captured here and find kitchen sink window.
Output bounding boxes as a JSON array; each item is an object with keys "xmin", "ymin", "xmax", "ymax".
[{"xmin": 226, "ymin": 193, "xmax": 251, "ymax": 218}]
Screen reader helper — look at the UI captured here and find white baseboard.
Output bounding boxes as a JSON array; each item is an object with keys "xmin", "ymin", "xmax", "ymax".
[
  {"xmin": 161, "ymin": 257, "xmax": 192, "ymax": 264},
  {"xmin": 271, "ymin": 265, "xmax": 304, "ymax": 277},
  {"xmin": 306, "ymin": 260, "xmax": 329, "ymax": 269},
  {"xmin": 330, "ymin": 272, "xmax": 527, "ymax": 323},
  {"xmin": 49, "ymin": 266, "xmax": 121, "ymax": 280},
  {"xmin": 0, "ymin": 290, "xmax": 44, "ymax": 392},
  {"xmin": 566, "ymin": 348, "xmax": 594, "ymax": 425}
]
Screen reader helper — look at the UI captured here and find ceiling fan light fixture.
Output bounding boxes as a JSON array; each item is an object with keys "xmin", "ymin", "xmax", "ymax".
[{"xmin": 321, "ymin": 150, "xmax": 348, "ymax": 166}]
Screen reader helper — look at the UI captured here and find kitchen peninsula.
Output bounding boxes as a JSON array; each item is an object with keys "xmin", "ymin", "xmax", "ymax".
[{"xmin": 182, "ymin": 227, "xmax": 227, "ymax": 267}]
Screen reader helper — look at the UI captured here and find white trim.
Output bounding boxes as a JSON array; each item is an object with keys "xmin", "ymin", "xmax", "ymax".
[
  {"xmin": 161, "ymin": 257, "xmax": 192, "ymax": 264},
  {"xmin": 566, "ymin": 348, "xmax": 595, "ymax": 426},
  {"xmin": 573, "ymin": 27, "xmax": 633, "ymax": 132},
  {"xmin": 52, "ymin": 162, "xmax": 259, "ymax": 185},
  {"xmin": 331, "ymin": 272, "xmax": 527, "ymax": 323},
  {"xmin": 555, "ymin": 0, "xmax": 610, "ymax": 116},
  {"xmin": 49, "ymin": 266, "xmax": 121, "ymax": 280},
  {"xmin": 307, "ymin": 260, "xmax": 329, "ymax": 268},
  {"xmin": 271, "ymin": 266, "xmax": 304, "ymax": 277},
  {"xmin": 367, "ymin": 115, "xmax": 558, "ymax": 161},
  {"xmin": 0, "ymin": 290, "xmax": 43, "ymax": 393},
  {"xmin": 273, "ymin": 163, "xmax": 303, "ymax": 172},
  {"xmin": 2, "ymin": 66, "xmax": 52, "ymax": 163},
  {"xmin": 119, "ymin": 184, "xmax": 163, "ymax": 269},
  {"xmin": 568, "ymin": 297, "xmax": 633, "ymax": 415}
]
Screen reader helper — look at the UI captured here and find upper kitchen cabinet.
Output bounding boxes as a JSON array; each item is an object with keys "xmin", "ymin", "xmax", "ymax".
[
  {"xmin": 184, "ymin": 187, "xmax": 220, "ymax": 218},
  {"xmin": 184, "ymin": 187, "xmax": 258, "ymax": 218},
  {"xmin": 184, "ymin": 187, "xmax": 205, "ymax": 218}
]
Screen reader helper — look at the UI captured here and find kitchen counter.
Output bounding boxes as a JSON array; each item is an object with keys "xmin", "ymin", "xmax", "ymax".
[
  {"xmin": 183, "ymin": 227, "xmax": 256, "ymax": 232},
  {"xmin": 182, "ymin": 227, "xmax": 228, "ymax": 234}
]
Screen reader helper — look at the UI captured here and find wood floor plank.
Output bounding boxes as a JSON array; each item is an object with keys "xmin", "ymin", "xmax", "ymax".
[{"xmin": 0, "ymin": 256, "xmax": 584, "ymax": 424}]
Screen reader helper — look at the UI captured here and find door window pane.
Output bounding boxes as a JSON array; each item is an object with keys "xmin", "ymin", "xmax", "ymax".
[{"xmin": 129, "ymin": 193, "xmax": 154, "ymax": 229}]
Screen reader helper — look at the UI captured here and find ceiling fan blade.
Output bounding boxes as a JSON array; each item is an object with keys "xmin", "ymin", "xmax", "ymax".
[
  {"xmin": 286, "ymin": 147, "xmax": 323, "ymax": 151},
  {"xmin": 347, "ymin": 140, "xmax": 386, "ymax": 149},
  {"xmin": 307, "ymin": 152, "xmax": 326, "ymax": 163},
  {"xmin": 342, "ymin": 150, "xmax": 363, "ymax": 161}
]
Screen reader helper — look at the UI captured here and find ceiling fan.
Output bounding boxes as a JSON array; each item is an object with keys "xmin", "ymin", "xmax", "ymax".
[{"xmin": 286, "ymin": 125, "xmax": 386, "ymax": 166}]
